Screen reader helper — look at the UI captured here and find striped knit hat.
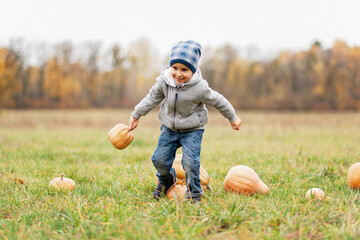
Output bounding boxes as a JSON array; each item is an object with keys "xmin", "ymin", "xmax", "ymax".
[{"xmin": 169, "ymin": 40, "xmax": 202, "ymax": 73}]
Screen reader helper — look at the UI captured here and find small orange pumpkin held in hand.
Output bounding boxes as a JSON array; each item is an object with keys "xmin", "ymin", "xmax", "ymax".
[
  {"xmin": 223, "ymin": 165, "xmax": 269, "ymax": 195},
  {"xmin": 347, "ymin": 162, "xmax": 360, "ymax": 189},
  {"xmin": 167, "ymin": 184, "xmax": 187, "ymax": 200},
  {"xmin": 305, "ymin": 188, "xmax": 326, "ymax": 200},
  {"xmin": 49, "ymin": 174, "xmax": 76, "ymax": 191},
  {"xmin": 108, "ymin": 123, "xmax": 134, "ymax": 150}
]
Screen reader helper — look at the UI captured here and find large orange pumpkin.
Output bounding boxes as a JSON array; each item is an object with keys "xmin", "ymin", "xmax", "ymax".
[
  {"xmin": 108, "ymin": 123, "xmax": 134, "ymax": 150},
  {"xmin": 223, "ymin": 165, "xmax": 269, "ymax": 195}
]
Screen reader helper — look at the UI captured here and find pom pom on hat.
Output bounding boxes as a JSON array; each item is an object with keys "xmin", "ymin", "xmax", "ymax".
[{"xmin": 169, "ymin": 40, "xmax": 202, "ymax": 73}]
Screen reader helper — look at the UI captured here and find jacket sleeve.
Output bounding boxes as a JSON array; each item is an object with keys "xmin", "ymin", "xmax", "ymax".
[
  {"xmin": 201, "ymin": 83, "xmax": 238, "ymax": 122},
  {"xmin": 131, "ymin": 80, "xmax": 165, "ymax": 119}
]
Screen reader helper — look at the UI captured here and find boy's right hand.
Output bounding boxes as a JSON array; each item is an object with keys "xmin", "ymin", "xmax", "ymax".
[
  {"xmin": 230, "ymin": 117, "xmax": 242, "ymax": 130},
  {"xmin": 129, "ymin": 116, "xmax": 139, "ymax": 131}
]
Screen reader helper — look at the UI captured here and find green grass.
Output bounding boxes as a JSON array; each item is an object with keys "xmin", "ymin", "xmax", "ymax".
[{"xmin": 1, "ymin": 109, "xmax": 360, "ymax": 239}]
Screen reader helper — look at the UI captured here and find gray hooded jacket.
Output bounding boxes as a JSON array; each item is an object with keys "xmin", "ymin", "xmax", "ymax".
[{"xmin": 132, "ymin": 67, "xmax": 238, "ymax": 132}]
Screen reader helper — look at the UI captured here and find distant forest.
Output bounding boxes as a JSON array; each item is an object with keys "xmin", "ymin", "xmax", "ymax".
[{"xmin": 1, "ymin": 38, "xmax": 359, "ymax": 110}]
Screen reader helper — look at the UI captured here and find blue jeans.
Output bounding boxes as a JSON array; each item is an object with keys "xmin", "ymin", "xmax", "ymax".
[{"xmin": 152, "ymin": 125, "xmax": 204, "ymax": 198}]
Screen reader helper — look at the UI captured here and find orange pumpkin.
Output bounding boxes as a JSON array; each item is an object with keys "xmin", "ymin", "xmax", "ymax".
[
  {"xmin": 347, "ymin": 162, "xmax": 360, "ymax": 188},
  {"xmin": 167, "ymin": 184, "xmax": 187, "ymax": 200},
  {"xmin": 172, "ymin": 154, "xmax": 209, "ymax": 191},
  {"xmin": 223, "ymin": 165, "xmax": 269, "ymax": 195},
  {"xmin": 305, "ymin": 188, "xmax": 326, "ymax": 200},
  {"xmin": 49, "ymin": 174, "xmax": 76, "ymax": 191},
  {"xmin": 108, "ymin": 123, "xmax": 134, "ymax": 150}
]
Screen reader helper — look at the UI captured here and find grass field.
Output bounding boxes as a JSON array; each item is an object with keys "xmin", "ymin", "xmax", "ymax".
[{"xmin": 1, "ymin": 109, "xmax": 360, "ymax": 239}]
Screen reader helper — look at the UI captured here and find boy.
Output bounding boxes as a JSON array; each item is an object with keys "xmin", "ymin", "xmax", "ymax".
[{"xmin": 129, "ymin": 40, "xmax": 242, "ymax": 202}]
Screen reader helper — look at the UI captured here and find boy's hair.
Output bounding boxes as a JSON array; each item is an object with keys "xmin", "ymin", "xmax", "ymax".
[{"xmin": 169, "ymin": 40, "xmax": 202, "ymax": 73}]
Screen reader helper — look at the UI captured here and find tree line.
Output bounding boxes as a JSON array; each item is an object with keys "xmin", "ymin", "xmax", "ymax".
[{"xmin": 1, "ymin": 38, "xmax": 359, "ymax": 110}]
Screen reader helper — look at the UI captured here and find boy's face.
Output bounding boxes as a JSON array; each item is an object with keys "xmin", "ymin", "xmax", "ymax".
[{"xmin": 171, "ymin": 63, "xmax": 193, "ymax": 85}]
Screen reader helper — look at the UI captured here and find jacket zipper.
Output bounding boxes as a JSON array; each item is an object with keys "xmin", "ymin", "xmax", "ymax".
[{"xmin": 173, "ymin": 86, "xmax": 180, "ymax": 129}]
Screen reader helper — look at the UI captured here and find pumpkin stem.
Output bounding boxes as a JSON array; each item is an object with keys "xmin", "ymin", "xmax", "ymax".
[
  {"xmin": 61, "ymin": 174, "xmax": 64, "ymax": 180},
  {"xmin": 181, "ymin": 179, "xmax": 186, "ymax": 185},
  {"xmin": 207, "ymin": 185, "xmax": 215, "ymax": 193}
]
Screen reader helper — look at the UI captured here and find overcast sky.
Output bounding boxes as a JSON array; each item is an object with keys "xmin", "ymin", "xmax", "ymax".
[{"xmin": 1, "ymin": 0, "xmax": 359, "ymax": 60}]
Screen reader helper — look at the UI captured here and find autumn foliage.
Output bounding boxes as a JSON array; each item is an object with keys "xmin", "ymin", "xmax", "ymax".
[{"xmin": 1, "ymin": 39, "xmax": 359, "ymax": 110}]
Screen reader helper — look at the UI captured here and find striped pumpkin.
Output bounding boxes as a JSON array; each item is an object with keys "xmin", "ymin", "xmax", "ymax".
[{"xmin": 108, "ymin": 123, "xmax": 134, "ymax": 150}]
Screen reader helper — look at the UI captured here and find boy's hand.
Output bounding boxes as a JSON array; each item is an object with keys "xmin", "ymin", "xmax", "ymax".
[
  {"xmin": 230, "ymin": 118, "xmax": 242, "ymax": 130},
  {"xmin": 129, "ymin": 116, "xmax": 139, "ymax": 131}
]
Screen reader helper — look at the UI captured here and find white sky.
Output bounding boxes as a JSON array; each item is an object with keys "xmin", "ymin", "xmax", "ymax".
[{"xmin": 1, "ymin": 0, "xmax": 359, "ymax": 60}]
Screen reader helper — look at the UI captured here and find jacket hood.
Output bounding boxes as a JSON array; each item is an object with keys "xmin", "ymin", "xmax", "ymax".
[{"xmin": 160, "ymin": 66, "xmax": 203, "ymax": 88}]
